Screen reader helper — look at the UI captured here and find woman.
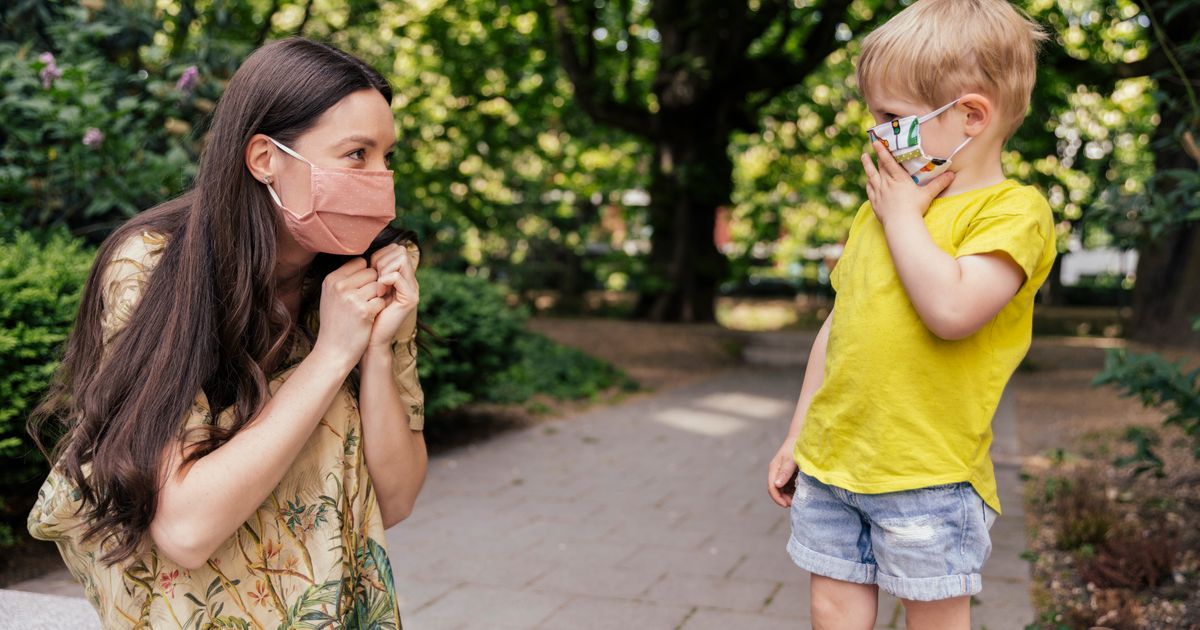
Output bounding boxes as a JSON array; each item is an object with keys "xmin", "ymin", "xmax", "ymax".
[{"xmin": 27, "ymin": 37, "xmax": 427, "ymax": 628}]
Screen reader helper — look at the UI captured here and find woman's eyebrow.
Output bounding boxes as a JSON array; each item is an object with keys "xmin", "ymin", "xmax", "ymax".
[{"xmin": 337, "ymin": 134, "xmax": 397, "ymax": 150}]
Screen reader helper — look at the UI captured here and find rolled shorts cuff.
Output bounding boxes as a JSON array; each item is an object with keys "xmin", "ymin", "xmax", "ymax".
[
  {"xmin": 875, "ymin": 571, "xmax": 983, "ymax": 602},
  {"xmin": 787, "ymin": 535, "xmax": 876, "ymax": 585}
]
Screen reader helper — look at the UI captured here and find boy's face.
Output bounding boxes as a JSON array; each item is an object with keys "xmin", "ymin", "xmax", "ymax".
[{"xmin": 864, "ymin": 88, "xmax": 967, "ymax": 161}]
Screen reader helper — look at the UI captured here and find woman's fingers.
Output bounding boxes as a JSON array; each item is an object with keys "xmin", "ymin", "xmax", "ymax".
[
  {"xmin": 369, "ymin": 243, "xmax": 401, "ymax": 269},
  {"xmin": 354, "ymin": 281, "xmax": 386, "ymax": 302}
]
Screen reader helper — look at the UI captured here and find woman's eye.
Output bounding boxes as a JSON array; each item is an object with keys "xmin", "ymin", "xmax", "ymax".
[
  {"xmin": 384, "ymin": 152, "xmax": 395, "ymax": 163},
  {"xmin": 348, "ymin": 149, "xmax": 366, "ymax": 160}
]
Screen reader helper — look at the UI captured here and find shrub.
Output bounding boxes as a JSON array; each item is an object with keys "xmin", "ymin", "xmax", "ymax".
[
  {"xmin": 0, "ymin": 33, "xmax": 204, "ymax": 235},
  {"xmin": 0, "ymin": 230, "xmax": 95, "ymax": 546},
  {"xmin": 415, "ymin": 268, "xmax": 630, "ymax": 414},
  {"xmin": 1078, "ymin": 525, "xmax": 1179, "ymax": 590},
  {"xmin": 486, "ymin": 332, "xmax": 633, "ymax": 404},
  {"xmin": 1093, "ymin": 331, "xmax": 1200, "ymax": 476},
  {"xmin": 1048, "ymin": 473, "xmax": 1115, "ymax": 552}
]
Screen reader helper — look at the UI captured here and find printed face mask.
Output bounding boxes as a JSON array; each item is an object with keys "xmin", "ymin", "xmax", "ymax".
[
  {"xmin": 263, "ymin": 137, "xmax": 395, "ymax": 255},
  {"xmin": 866, "ymin": 98, "xmax": 971, "ymax": 186}
]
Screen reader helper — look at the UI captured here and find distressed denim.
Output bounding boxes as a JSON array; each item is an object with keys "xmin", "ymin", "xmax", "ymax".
[{"xmin": 786, "ymin": 469, "xmax": 998, "ymax": 601}]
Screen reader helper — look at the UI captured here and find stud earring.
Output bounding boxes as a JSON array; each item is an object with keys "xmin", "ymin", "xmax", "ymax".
[{"xmin": 264, "ymin": 175, "xmax": 273, "ymax": 185}]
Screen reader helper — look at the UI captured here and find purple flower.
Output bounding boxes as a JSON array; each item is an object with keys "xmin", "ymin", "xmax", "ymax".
[
  {"xmin": 38, "ymin": 52, "xmax": 61, "ymax": 89},
  {"xmin": 82, "ymin": 128, "xmax": 104, "ymax": 148},
  {"xmin": 176, "ymin": 65, "xmax": 199, "ymax": 95}
]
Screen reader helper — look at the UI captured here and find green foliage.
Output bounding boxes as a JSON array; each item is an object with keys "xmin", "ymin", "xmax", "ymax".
[
  {"xmin": 415, "ymin": 268, "xmax": 628, "ymax": 415},
  {"xmin": 0, "ymin": 230, "xmax": 95, "ymax": 546},
  {"xmin": 0, "ymin": 7, "xmax": 211, "ymax": 235},
  {"xmin": 487, "ymin": 333, "xmax": 634, "ymax": 404},
  {"xmin": 414, "ymin": 268, "xmax": 529, "ymax": 414},
  {"xmin": 1093, "ymin": 332, "xmax": 1200, "ymax": 475}
]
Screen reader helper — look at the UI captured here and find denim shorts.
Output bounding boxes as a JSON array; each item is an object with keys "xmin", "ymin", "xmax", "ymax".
[{"xmin": 786, "ymin": 469, "xmax": 998, "ymax": 602}]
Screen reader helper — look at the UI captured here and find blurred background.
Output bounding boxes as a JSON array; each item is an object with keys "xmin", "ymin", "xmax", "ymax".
[{"xmin": 1, "ymin": 1, "xmax": 1197, "ymax": 627}]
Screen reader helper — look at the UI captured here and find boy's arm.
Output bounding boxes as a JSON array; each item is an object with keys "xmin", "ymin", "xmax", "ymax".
[
  {"xmin": 862, "ymin": 142, "xmax": 1025, "ymax": 340},
  {"xmin": 768, "ymin": 308, "xmax": 833, "ymax": 507}
]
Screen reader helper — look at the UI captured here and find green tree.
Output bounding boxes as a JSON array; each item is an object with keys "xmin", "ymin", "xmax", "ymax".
[
  {"xmin": 1035, "ymin": 0, "xmax": 1200, "ymax": 346},
  {"xmin": 546, "ymin": 0, "xmax": 897, "ymax": 321}
]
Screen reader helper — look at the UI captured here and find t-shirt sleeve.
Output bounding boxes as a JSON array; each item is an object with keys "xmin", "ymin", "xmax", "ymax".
[
  {"xmin": 390, "ymin": 241, "xmax": 426, "ymax": 431},
  {"xmin": 955, "ymin": 194, "xmax": 1051, "ymax": 281}
]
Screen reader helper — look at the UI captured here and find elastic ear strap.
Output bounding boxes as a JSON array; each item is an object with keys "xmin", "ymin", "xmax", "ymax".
[
  {"xmin": 917, "ymin": 98, "xmax": 961, "ymax": 124},
  {"xmin": 948, "ymin": 136, "xmax": 972, "ymax": 159},
  {"xmin": 264, "ymin": 180, "xmax": 286, "ymax": 208},
  {"xmin": 266, "ymin": 136, "xmax": 312, "ymax": 165}
]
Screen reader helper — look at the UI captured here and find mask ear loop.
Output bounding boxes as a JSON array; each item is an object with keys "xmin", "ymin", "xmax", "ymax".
[
  {"xmin": 946, "ymin": 136, "xmax": 972, "ymax": 160},
  {"xmin": 262, "ymin": 136, "xmax": 313, "ymax": 209},
  {"xmin": 917, "ymin": 98, "xmax": 962, "ymax": 124},
  {"xmin": 266, "ymin": 136, "xmax": 313, "ymax": 165}
]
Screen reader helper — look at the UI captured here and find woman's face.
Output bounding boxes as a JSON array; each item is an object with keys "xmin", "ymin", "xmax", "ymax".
[{"xmin": 268, "ymin": 88, "xmax": 397, "ymax": 216}]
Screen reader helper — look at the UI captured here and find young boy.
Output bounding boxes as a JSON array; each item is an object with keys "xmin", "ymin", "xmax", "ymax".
[{"xmin": 766, "ymin": 1, "xmax": 1053, "ymax": 628}]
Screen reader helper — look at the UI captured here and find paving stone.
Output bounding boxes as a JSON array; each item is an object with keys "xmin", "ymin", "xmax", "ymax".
[
  {"xmin": 406, "ymin": 584, "xmax": 567, "ymax": 629},
  {"xmin": 642, "ymin": 574, "xmax": 779, "ymax": 612},
  {"xmin": 529, "ymin": 566, "xmax": 662, "ymax": 600},
  {"xmin": 536, "ymin": 597, "xmax": 692, "ymax": 630}
]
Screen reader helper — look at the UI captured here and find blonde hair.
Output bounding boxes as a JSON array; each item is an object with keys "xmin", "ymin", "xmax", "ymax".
[{"xmin": 857, "ymin": 0, "xmax": 1047, "ymax": 138}]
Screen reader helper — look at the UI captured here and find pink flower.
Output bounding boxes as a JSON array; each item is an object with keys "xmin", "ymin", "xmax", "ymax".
[
  {"xmin": 176, "ymin": 65, "xmax": 199, "ymax": 95},
  {"xmin": 158, "ymin": 569, "xmax": 180, "ymax": 597},
  {"xmin": 82, "ymin": 128, "xmax": 104, "ymax": 148},
  {"xmin": 38, "ymin": 52, "xmax": 61, "ymax": 89}
]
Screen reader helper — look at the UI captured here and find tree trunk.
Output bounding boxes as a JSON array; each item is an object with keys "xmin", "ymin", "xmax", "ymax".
[
  {"xmin": 634, "ymin": 133, "xmax": 732, "ymax": 322},
  {"xmin": 1132, "ymin": 222, "xmax": 1200, "ymax": 348},
  {"xmin": 1129, "ymin": 0, "xmax": 1200, "ymax": 349}
]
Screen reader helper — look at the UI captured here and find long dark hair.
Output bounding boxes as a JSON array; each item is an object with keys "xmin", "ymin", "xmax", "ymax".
[{"xmin": 28, "ymin": 37, "xmax": 404, "ymax": 565}]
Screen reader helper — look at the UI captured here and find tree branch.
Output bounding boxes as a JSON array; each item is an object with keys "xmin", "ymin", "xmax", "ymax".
[
  {"xmin": 550, "ymin": 1, "xmax": 656, "ymax": 139},
  {"xmin": 739, "ymin": 0, "xmax": 853, "ymax": 100},
  {"xmin": 255, "ymin": 0, "xmax": 282, "ymax": 47}
]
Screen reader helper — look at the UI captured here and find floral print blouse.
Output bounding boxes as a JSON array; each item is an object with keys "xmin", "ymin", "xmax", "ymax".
[{"xmin": 28, "ymin": 230, "xmax": 425, "ymax": 629}]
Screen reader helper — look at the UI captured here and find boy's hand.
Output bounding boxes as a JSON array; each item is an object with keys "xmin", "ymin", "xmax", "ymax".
[
  {"xmin": 767, "ymin": 442, "xmax": 799, "ymax": 508},
  {"xmin": 861, "ymin": 141, "xmax": 955, "ymax": 227}
]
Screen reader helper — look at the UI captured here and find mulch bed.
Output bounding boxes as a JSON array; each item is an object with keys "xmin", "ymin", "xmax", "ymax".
[{"xmin": 1016, "ymin": 337, "xmax": 1200, "ymax": 629}]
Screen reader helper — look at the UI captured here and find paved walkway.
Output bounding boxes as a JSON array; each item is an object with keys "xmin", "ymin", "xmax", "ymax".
[{"xmin": 5, "ymin": 342, "xmax": 1033, "ymax": 629}]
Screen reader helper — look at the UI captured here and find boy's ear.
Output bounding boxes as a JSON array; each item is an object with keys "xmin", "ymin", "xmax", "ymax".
[{"xmin": 958, "ymin": 93, "xmax": 992, "ymax": 138}]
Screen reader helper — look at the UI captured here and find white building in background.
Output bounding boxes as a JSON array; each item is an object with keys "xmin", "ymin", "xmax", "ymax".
[{"xmin": 1059, "ymin": 236, "xmax": 1139, "ymax": 285}]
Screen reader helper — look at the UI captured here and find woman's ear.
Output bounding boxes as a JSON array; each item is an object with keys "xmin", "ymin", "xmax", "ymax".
[
  {"xmin": 244, "ymin": 134, "xmax": 275, "ymax": 184},
  {"xmin": 958, "ymin": 93, "xmax": 992, "ymax": 138}
]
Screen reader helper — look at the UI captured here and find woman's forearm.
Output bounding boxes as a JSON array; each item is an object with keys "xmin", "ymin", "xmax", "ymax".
[
  {"xmin": 149, "ymin": 343, "xmax": 356, "ymax": 569},
  {"xmin": 357, "ymin": 344, "xmax": 428, "ymax": 528}
]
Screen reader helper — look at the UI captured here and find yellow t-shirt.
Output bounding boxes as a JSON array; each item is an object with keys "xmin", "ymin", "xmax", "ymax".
[{"xmin": 794, "ymin": 179, "xmax": 1056, "ymax": 513}]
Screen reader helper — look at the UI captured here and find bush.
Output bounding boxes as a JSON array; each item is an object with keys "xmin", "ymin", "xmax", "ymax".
[
  {"xmin": 0, "ymin": 230, "xmax": 95, "ymax": 546},
  {"xmin": 487, "ymin": 332, "xmax": 632, "ymax": 404},
  {"xmin": 1093, "ymin": 331, "xmax": 1200, "ymax": 476},
  {"xmin": 415, "ymin": 268, "xmax": 629, "ymax": 414},
  {"xmin": 0, "ymin": 12, "xmax": 210, "ymax": 235},
  {"xmin": 414, "ymin": 268, "xmax": 530, "ymax": 415}
]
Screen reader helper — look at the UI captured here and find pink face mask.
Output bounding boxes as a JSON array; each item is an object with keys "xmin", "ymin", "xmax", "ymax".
[{"xmin": 263, "ymin": 136, "xmax": 395, "ymax": 255}]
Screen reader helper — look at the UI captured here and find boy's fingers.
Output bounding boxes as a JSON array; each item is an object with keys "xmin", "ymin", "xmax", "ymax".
[
  {"xmin": 860, "ymin": 152, "xmax": 879, "ymax": 182},
  {"xmin": 928, "ymin": 170, "xmax": 956, "ymax": 194},
  {"xmin": 872, "ymin": 141, "xmax": 907, "ymax": 180}
]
